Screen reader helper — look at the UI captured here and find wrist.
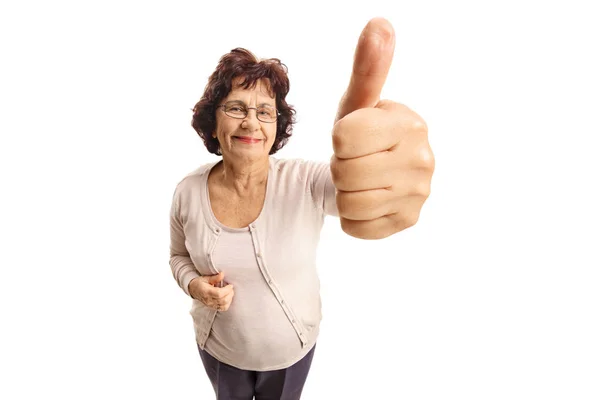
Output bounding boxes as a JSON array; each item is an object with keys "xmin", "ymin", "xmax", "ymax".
[{"xmin": 188, "ymin": 277, "xmax": 200, "ymax": 299}]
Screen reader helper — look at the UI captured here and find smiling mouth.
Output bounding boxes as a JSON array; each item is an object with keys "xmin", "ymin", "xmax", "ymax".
[{"xmin": 233, "ymin": 136, "xmax": 262, "ymax": 143}]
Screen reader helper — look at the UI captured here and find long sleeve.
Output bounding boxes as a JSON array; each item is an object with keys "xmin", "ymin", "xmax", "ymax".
[
  {"xmin": 308, "ymin": 161, "xmax": 339, "ymax": 217},
  {"xmin": 169, "ymin": 189, "xmax": 201, "ymax": 297}
]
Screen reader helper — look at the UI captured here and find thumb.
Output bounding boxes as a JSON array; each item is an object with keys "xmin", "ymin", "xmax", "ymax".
[
  {"xmin": 203, "ymin": 271, "xmax": 224, "ymax": 286},
  {"xmin": 335, "ymin": 17, "xmax": 395, "ymax": 123}
]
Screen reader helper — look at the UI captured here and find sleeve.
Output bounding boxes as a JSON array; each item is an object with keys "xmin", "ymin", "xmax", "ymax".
[
  {"xmin": 169, "ymin": 188, "xmax": 202, "ymax": 297},
  {"xmin": 308, "ymin": 161, "xmax": 339, "ymax": 217}
]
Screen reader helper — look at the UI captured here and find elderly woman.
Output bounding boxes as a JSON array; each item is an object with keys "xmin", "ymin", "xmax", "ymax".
[{"xmin": 169, "ymin": 18, "xmax": 434, "ymax": 400}]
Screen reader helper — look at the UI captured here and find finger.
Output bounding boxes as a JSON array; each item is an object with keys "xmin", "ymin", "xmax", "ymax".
[
  {"xmin": 222, "ymin": 291, "xmax": 235, "ymax": 311},
  {"xmin": 335, "ymin": 17, "xmax": 395, "ymax": 123},
  {"xmin": 217, "ymin": 289, "xmax": 235, "ymax": 311},
  {"xmin": 337, "ymin": 182, "xmax": 430, "ymax": 221},
  {"xmin": 205, "ymin": 283, "xmax": 233, "ymax": 300},
  {"xmin": 340, "ymin": 205, "xmax": 422, "ymax": 240},
  {"xmin": 332, "ymin": 105, "xmax": 408, "ymax": 159},
  {"xmin": 211, "ymin": 296, "xmax": 220, "ymax": 308},
  {"xmin": 214, "ymin": 284, "xmax": 234, "ymax": 300},
  {"xmin": 336, "ymin": 188, "xmax": 398, "ymax": 221},
  {"xmin": 203, "ymin": 271, "xmax": 225, "ymax": 286},
  {"xmin": 330, "ymin": 152, "xmax": 398, "ymax": 191}
]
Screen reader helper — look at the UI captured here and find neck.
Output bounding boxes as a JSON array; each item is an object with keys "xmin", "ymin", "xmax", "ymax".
[{"xmin": 218, "ymin": 156, "xmax": 269, "ymax": 196}]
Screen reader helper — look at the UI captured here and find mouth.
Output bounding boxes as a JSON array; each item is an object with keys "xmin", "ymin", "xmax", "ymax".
[{"xmin": 233, "ymin": 136, "xmax": 263, "ymax": 144}]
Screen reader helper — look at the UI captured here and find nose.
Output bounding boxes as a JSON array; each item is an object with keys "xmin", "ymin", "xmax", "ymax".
[{"xmin": 241, "ymin": 109, "xmax": 260, "ymax": 130}]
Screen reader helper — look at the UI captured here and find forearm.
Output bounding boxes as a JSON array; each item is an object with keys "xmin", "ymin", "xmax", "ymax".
[
  {"xmin": 170, "ymin": 191, "xmax": 202, "ymax": 297},
  {"xmin": 170, "ymin": 254, "xmax": 201, "ymax": 297}
]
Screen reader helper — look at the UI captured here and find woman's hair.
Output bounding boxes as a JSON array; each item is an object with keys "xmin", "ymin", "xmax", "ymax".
[{"xmin": 191, "ymin": 48, "xmax": 296, "ymax": 155}]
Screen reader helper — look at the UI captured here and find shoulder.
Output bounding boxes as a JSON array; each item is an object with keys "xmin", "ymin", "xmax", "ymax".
[
  {"xmin": 271, "ymin": 157, "xmax": 329, "ymax": 182},
  {"xmin": 172, "ymin": 160, "xmax": 218, "ymax": 199}
]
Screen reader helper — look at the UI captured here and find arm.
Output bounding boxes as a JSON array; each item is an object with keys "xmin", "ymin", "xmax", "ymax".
[
  {"xmin": 308, "ymin": 161, "xmax": 339, "ymax": 217},
  {"xmin": 169, "ymin": 189, "xmax": 201, "ymax": 297}
]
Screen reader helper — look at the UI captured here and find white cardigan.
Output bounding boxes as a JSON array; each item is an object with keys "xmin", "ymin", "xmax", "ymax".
[{"xmin": 169, "ymin": 157, "xmax": 338, "ymax": 369}]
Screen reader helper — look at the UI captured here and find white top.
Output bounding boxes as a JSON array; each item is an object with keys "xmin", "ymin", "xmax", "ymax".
[{"xmin": 169, "ymin": 157, "xmax": 338, "ymax": 371}]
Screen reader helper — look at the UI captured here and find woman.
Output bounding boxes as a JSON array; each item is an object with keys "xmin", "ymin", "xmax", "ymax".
[{"xmin": 170, "ymin": 18, "xmax": 434, "ymax": 399}]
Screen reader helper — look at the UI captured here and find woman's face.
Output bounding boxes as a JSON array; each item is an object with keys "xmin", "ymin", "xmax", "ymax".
[{"xmin": 213, "ymin": 77, "xmax": 278, "ymax": 164}]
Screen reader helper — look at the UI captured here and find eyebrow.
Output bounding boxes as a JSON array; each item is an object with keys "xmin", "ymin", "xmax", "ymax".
[{"xmin": 228, "ymin": 100, "xmax": 275, "ymax": 108}]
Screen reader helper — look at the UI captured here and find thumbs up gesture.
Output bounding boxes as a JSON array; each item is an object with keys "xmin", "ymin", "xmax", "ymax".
[{"xmin": 331, "ymin": 18, "xmax": 435, "ymax": 239}]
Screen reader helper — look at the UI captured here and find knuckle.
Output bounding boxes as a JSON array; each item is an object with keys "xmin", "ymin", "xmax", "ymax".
[
  {"xmin": 332, "ymin": 113, "xmax": 363, "ymax": 156},
  {"xmin": 377, "ymin": 99, "xmax": 396, "ymax": 109},
  {"xmin": 336, "ymin": 192, "xmax": 354, "ymax": 219},
  {"xmin": 411, "ymin": 117, "xmax": 428, "ymax": 133},
  {"xmin": 395, "ymin": 102, "xmax": 411, "ymax": 112},
  {"xmin": 408, "ymin": 213, "xmax": 419, "ymax": 227},
  {"xmin": 329, "ymin": 158, "xmax": 344, "ymax": 188},
  {"xmin": 402, "ymin": 211, "xmax": 420, "ymax": 229},
  {"xmin": 414, "ymin": 181, "xmax": 431, "ymax": 198},
  {"xmin": 331, "ymin": 122, "xmax": 348, "ymax": 155},
  {"xmin": 339, "ymin": 217, "xmax": 374, "ymax": 240},
  {"xmin": 339, "ymin": 217, "xmax": 358, "ymax": 237},
  {"xmin": 415, "ymin": 143, "xmax": 435, "ymax": 171},
  {"xmin": 396, "ymin": 211, "xmax": 419, "ymax": 230}
]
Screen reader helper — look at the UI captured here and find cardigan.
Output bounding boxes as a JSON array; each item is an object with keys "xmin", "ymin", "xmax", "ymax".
[{"xmin": 169, "ymin": 156, "xmax": 338, "ymax": 369}]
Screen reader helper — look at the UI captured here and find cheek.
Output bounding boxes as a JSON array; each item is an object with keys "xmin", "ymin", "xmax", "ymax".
[
  {"xmin": 266, "ymin": 126, "xmax": 277, "ymax": 141},
  {"xmin": 215, "ymin": 120, "xmax": 235, "ymax": 139}
]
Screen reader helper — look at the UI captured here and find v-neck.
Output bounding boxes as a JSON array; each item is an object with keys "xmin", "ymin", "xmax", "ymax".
[{"xmin": 202, "ymin": 158, "xmax": 273, "ymax": 232}]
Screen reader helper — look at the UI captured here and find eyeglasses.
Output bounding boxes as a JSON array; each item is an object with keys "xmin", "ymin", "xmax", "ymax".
[{"xmin": 217, "ymin": 101, "xmax": 279, "ymax": 123}]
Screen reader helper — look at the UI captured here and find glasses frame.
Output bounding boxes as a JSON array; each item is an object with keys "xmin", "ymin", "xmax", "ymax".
[{"xmin": 217, "ymin": 101, "xmax": 280, "ymax": 123}]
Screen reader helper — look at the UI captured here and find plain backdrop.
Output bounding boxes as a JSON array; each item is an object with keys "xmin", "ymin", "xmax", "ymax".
[{"xmin": 1, "ymin": 0, "xmax": 599, "ymax": 399}]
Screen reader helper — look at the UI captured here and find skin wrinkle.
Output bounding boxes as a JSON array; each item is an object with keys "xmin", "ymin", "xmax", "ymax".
[
  {"xmin": 332, "ymin": 104, "xmax": 426, "ymax": 161},
  {"xmin": 180, "ymin": 21, "xmax": 436, "ymax": 391},
  {"xmin": 211, "ymin": 77, "xmax": 277, "ymax": 197}
]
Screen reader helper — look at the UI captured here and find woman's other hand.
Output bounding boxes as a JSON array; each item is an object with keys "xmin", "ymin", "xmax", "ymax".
[{"xmin": 188, "ymin": 272, "xmax": 235, "ymax": 311}]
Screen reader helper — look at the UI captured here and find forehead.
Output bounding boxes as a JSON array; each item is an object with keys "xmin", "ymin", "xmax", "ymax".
[{"xmin": 228, "ymin": 77, "xmax": 275, "ymax": 100}]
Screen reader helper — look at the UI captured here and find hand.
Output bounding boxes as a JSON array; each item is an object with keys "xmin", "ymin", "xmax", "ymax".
[
  {"xmin": 331, "ymin": 17, "xmax": 435, "ymax": 240},
  {"xmin": 188, "ymin": 272, "xmax": 234, "ymax": 311}
]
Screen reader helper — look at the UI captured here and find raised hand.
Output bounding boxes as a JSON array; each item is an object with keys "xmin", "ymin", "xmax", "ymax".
[{"xmin": 331, "ymin": 17, "xmax": 435, "ymax": 240}]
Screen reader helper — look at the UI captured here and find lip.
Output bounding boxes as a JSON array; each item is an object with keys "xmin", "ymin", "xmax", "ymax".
[{"xmin": 233, "ymin": 136, "xmax": 262, "ymax": 144}]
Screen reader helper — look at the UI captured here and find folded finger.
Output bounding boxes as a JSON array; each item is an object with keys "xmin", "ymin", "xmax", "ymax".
[
  {"xmin": 330, "ymin": 152, "xmax": 396, "ymax": 191},
  {"xmin": 336, "ymin": 188, "xmax": 397, "ymax": 220},
  {"xmin": 209, "ymin": 284, "xmax": 233, "ymax": 299}
]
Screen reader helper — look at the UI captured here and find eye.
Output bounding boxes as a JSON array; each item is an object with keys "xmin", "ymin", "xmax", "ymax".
[{"xmin": 257, "ymin": 107, "xmax": 275, "ymax": 116}]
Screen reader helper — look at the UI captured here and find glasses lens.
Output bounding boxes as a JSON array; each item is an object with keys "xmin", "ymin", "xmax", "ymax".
[
  {"xmin": 257, "ymin": 106, "xmax": 277, "ymax": 122},
  {"xmin": 223, "ymin": 102, "xmax": 277, "ymax": 122},
  {"xmin": 224, "ymin": 103, "xmax": 247, "ymax": 118}
]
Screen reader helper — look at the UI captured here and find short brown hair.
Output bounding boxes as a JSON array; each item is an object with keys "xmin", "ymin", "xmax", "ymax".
[{"xmin": 191, "ymin": 48, "xmax": 296, "ymax": 155}]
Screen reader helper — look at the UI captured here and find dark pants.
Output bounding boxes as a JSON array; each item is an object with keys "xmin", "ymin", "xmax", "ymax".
[{"xmin": 197, "ymin": 343, "xmax": 316, "ymax": 400}]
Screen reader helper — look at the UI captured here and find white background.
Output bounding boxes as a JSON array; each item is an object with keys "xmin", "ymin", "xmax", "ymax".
[{"xmin": 1, "ymin": 0, "xmax": 599, "ymax": 399}]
